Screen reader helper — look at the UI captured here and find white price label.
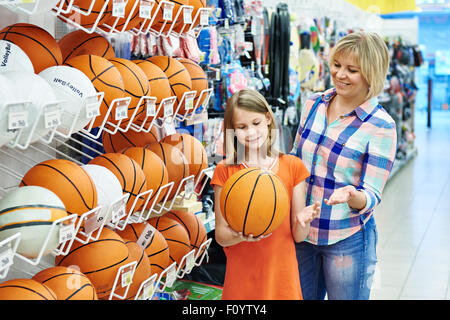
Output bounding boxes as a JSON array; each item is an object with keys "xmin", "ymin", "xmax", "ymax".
[
  {"xmin": 200, "ymin": 10, "xmax": 209, "ymax": 26},
  {"xmin": 112, "ymin": 0, "xmax": 126, "ymax": 18},
  {"xmin": 139, "ymin": 279, "xmax": 155, "ymax": 300},
  {"xmin": 121, "ymin": 264, "xmax": 134, "ymax": 288},
  {"xmin": 115, "ymin": 102, "xmax": 128, "ymax": 121},
  {"xmin": 137, "ymin": 223, "xmax": 155, "ymax": 249},
  {"xmin": 44, "ymin": 108, "xmax": 61, "ymax": 129},
  {"xmin": 83, "ymin": 211, "xmax": 102, "ymax": 234},
  {"xmin": 146, "ymin": 99, "xmax": 156, "ymax": 117},
  {"xmin": 8, "ymin": 110, "xmax": 28, "ymax": 131},
  {"xmin": 111, "ymin": 200, "xmax": 127, "ymax": 224},
  {"xmin": 163, "ymin": 1, "xmax": 174, "ymax": 21},
  {"xmin": 165, "ymin": 264, "xmax": 177, "ymax": 288},
  {"xmin": 59, "ymin": 223, "xmax": 75, "ymax": 244},
  {"xmin": 183, "ymin": 6, "xmax": 193, "ymax": 24},
  {"xmin": 163, "ymin": 118, "xmax": 177, "ymax": 136},
  {"xmin": 139, "ymin": 0, "xmax": 154, "ymax": 19},
  {"xmin": 184, "ymin": 176, "xmax": 194, "ymax": 198},
  {"xmin": 0, "ymin": 246, "xmax": 14, "ymax": 272},
  {"xmin": 0, "ymin": 0, "xmax": 35, "ymax": 3},
  {"xmin": 85, "ymin": 96, "xmax": 101, "ymax": 119},
  {"xmin": 163, "ymin": 100, "xmax": 174, "ymax": 117},
  {"xmin": 185, "ymin": 95, "xmax": 194, "ymax": 111},
  {"xmin": 185, "ymin": 250, "xmax": 195, "ymax": 273}
]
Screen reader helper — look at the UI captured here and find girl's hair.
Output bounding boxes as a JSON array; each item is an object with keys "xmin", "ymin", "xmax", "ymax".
[
  {"xmin": 328, "ymin": 31, "xmax": 390, "ymax": 100},
  {"xmin": 223, "ymin": 89, "xmax": 280, "ymax": 165}
]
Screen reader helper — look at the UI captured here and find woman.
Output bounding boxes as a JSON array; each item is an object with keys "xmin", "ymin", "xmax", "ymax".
[{"xmin": 291, "ymin": 31, "xmax": 397, "ymax": 300}]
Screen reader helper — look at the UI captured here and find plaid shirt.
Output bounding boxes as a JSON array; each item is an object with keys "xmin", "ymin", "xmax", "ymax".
[{"xmin": 291, "ymin": 88, "xmax": 397, "ymax": 245}]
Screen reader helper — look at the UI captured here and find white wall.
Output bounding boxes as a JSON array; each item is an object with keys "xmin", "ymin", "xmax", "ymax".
[{"xmin": 379, "ymin": 17, "xmax": 419, "ymax": 45}]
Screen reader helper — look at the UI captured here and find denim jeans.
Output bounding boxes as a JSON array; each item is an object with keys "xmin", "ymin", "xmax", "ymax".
[{"xmin": 295, "ymin": 216, "xmax": 378, "ymax": 300}]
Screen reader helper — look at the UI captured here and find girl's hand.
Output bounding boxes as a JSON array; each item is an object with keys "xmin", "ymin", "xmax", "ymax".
[
  {"xmin": 229, "ymin": 226, "xmax": 271, "ymax": 242},
  {"xmin": 296, "ymin": 201, "xmax": 321, "ymax": 228},
  {"xmin": 324, "ymin": 185, "xmax": 358, "ymax": 206}
]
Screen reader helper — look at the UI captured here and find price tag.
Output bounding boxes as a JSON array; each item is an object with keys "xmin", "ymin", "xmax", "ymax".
[
  {"xmin": 200, "ymin": 10, "xmax": 209, "ymax": 26},
  {"xmin": 0, "ymin": 245, "xmax": 14, "ymax": 272},
  {"xmin": 7, "ymin": 102, "xmax": 29, "ymax": 132},
  {"xmin": 83, "ymin": 211, "xmax": 102, "ymax": 235},
  {"xmin": 163, "ymin": 1, "xmax": 174, "ymax": 21},
  {"xmin": 185, "ymin": 94, "xmax": 194, "ymax": 111},
  {"xmin": 139, "ymin": 279, "xmax": 155, "ymax": 300},
  {"xmin": 183, "ymin": 6, "xmax": 193, "ymax": 24},
  {"xmin": 185, "ymin": 250, "xmax": 195, "ymax": 273},
  {"xmin": 120, "ymin": 264, "xmax": 134, "ymax": 288},
  {"xmin": 165, "ymin": 263, "xmax": 177, "ymax": 288},
  {"xmin": 111, "ymin": 199, "xmax": 127, "ymax": 224},
  {"xmin": 0, "ymin": 0, "xmax": 35, "ymax": 3},
  {"xmin": 112, "ymin": 0, "xmax": 126, "ymax": 18},
  {"xmin": 59, "ymin": 223, "xmax": 75, "ymax": 244},
  {"xmin": 139, "ymin": 0, "xmax": 154, "ymax": 19},
  {"xmin": 115, "ymin": 100, "xmax": 129, "ymax": 121},
  {"xmin": 137, "ymin": 223, "xmax": 155, "ymax": 249},
  {"xmin": 184, "ymin": 176, "xmax": 194, "ymax": 199},
  {"xmin": 163, "ymin": 118, "xmax": 177, "ymax": 136},
  {"xmin": 146, "ymin": 98, "xmax": 156, "ymax": 117},
  {"xmin": 85, "ymin": 95, "xmax": 101, "ymax": 119},
  {"xmin": 44, "ymin": 105, "xmax": 61, "ymax": 129},
  {"xmin": 163, "ymin": 99, "xmax": 174, "ymax": 117}
]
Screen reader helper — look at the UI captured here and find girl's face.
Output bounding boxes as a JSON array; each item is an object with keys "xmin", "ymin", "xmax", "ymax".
[
  {"xmin": 330, "ymin": 52, "xmax": 369, "ymax": 102},
  {"xmin": 232, "ymin": 107, "xmax": 271, "ymax": 153}
]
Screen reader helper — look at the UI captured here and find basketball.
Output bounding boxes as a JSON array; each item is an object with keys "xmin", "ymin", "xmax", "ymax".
[
  {"xmin": 113, "ymin": 241, "xmax": 152, "ymax": 300},
  {"xmin": 0, "ymin": 278, "xmax": 57, "ymax": 300},
  {"xmin": 0, "ymin": 186, "xmax": 67, "ymax": 259},
  {"xmin": 0, "ymin": 74, "xmax": 18, "ymax": 147},
  {"xmin": 20, "ymin": 159, "xmax": 98, "ymax": 218},
  {"xmin": 88, "ymin": 153, "xmax": 147, "ymax": 215},
  {"xmin": 32, "ymin": 266, "xmax": 97, "ymax": 300},
  {"xmin": 147, "ymin": 56, "xmax": 192, "ymax": 114},
  {"xmin": 81, "ymin": 164, "xmax": 123, "ymax": 225},
  {"xmin": 108, "ymin": 58, "xmax": 150, "ymax": 128},
  {"xmin": 161, "ymin": 132, "xmax": 208, "ymax": 182},
  {"xmin": 219, "ymin": 168, "xmax": 290, "ymax": 237},
  {"xmin": 151, "ymin": 0, "xmax": 189, "ymax": 32},
  {"xmin": 146, "ymin": 142, "xmax": 190, "ymax": 201},
  {"xmin": 120, "ymin": 147, "xmax": 169, "ymax": 207},
  {"xmin": 102, "ymin": 125, "xmax": 159, "ymax": 153},
  {"xmin": 58, "ymin": 30, "xmax": 116, "ymax": 63},
  {"xmin": 115, "ymin": 222, "xmax": 170, "ymax": 276},
  {"xmin": 132, "ymin": 60, "xmax": 172, "ymax": 119},
  {"xmin": 59, "ymin": 0, "xmax": 112, "ymax": 29},
  {"xmin": 189, "ymin": 0, "xmax": 206, "ymax": 29},
  {"xmin": 3, "ymin": 71, "xmax": 56, "ymax": 145},
  {"xmin": 0, "ymin": 23, "xmax": 62, "ymax": 74},
  {"xmin": 0, "ymin": 40, "xmax": 34, "ymax": 73},
  {"xmin": 177, "ymin": 57, "xmax": 209, "ymax": 110},
  {"xmin": 65, "ymin": 54, "xmax": 125, "ymax": 128},
  {"xmin": 148, "ymin": 216, "xmax": 191, "ymax": 266},
  {"xmin": 39, "ymin": 65, "xmax": 97, "ymax": 136},
  {"xmin": 164, "ymin": 210, "xmax": 207, "ymax": 255},
  {"xmin": 101, "ymin": 0, "xmax": 143, "ymax": 32},
  {"xmin": 55, "ymin": 227, "xmax": 129, "ymax": 300}
]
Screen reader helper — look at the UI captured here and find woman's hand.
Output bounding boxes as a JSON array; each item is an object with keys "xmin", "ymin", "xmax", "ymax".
[
  {"xmin": 296, "ymin": 201, "xmax": 321, "ymax": 227},
  {"xmin": 324, "ymin": 185, "xmax": 358, "ymax": 205}
]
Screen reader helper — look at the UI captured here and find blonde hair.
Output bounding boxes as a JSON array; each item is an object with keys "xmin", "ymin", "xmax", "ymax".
[
  {"xmin": 223, "ymin": 89, "xmax": 280, "ymax": 165},
  {"xmin": 328, "ymin": 31, "xmax": 389, "ymax": 100}
]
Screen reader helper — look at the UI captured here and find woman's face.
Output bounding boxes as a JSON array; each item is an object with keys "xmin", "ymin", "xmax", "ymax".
[
  {"xmin": 330, "ymin": 52, "xmax": 369, "ymax": 101},
  {"xmin": 232, "ymin": 107, "xmax": 271, "ymax": 153}
]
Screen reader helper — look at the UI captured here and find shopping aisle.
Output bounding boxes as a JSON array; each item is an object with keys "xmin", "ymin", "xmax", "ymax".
[{"xmin": 370, "ymin": 110, "xmax": 450, "ymax": 300}]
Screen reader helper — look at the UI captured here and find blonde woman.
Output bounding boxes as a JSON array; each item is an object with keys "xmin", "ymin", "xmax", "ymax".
[
  {"xmin": 210, "ymin": 88, "xmax": 320, "ymax": 300},
  {"xmin": 292, "ymin": 31, "xmax": 397, "ymax": 300}
]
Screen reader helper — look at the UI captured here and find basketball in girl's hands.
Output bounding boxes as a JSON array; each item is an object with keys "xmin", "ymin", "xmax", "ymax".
[
  {"xmin": 20, "ymin": 159, "xmax": 98, "ymax": 218},
  {"xmin": 102, "ymin": 125, "xmax": 159, "ymax": 153},
  {"xmin": 88, "ymin": 153, "xmax": 147, "ymax": 215},
  {"xmin": 58, "ymin": 30, "xmax": 116, "ymax": 63},
  {"xmin": 55, "ymin": 227, "xmax": 129, "ymax": 300},
  {"xmin": 65, "ymin": 54, "xmax": 125, "ymax": 128},
  {"xmin": 220, "ymin": 168, "xmax": 289, "ymax": 237},
  {"xmin": 161, "ymin": 133, "xmax": 208, "ymax": 182},
  {"xmin": 0, "ymin": 278, "xmax": 57, "ymax": 300},
  {"xmin": 32, "ymin": 266, "xmax": 97, "ymax": 300},
  {"xmin": 146, "ymin": 142, "xmax": 189, "ymax": 201},
  {"xmin": 0, "ymin": 23, "xmax": 62, "ymax": 73},
  {"xmin": 59, "ymin": 0, "xmax": 112, "ymax": 29}
]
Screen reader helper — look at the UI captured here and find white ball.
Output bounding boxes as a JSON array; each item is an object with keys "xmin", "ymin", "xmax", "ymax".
[
  {"xmin": 0, "ymin": 74, "xmax": 19, "ymax": 147},
  {"xmin": 39, "ymin": 66, "xmax": 97, "ymax": 135},
  {"xmin": 0, "ymin": 186, "xmax": 68, "ymax": 259},
  {"xmin": 2, "ymin": 71, "xmax": 57, "ymax": 145},
  {"xmin": 0, "ymin": 40, "xmax": 34, "ymax": 73},
  {"xmin": 81, "ymin": 164, "xmax": 123, "ymax": 225},
  {"xmin": 16, "ymin": 0, "xmax": 60, "ymax": 14}
]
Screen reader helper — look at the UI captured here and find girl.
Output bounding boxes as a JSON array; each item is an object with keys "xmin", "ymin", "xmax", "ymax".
[
  {"xmin": 292, "ymin": 31, "xmax": 397, "ymax": 300},
  {"xmin": 210, "ymin": 88, "xmax": 320, "ymax": 300}
]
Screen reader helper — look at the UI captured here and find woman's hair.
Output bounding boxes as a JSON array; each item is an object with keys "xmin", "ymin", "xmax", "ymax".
[
  {"xmin": 223, "ymin": 89, "xmax": 280, "ymax": 165},
  {"xmin": 328, "ymin": 31, "xmax": 390, "ymax": 100}
]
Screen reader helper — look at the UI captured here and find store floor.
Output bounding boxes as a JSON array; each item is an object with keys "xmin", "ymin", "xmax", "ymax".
[{"xmin": 369, "ymin": 109, "xmax": 450, "ymax": 300}]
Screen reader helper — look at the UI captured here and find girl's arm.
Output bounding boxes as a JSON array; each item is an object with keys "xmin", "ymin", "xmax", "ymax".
[{"xmin": 291, "ymin": 181, "xmax": 320, "ymax": 243}]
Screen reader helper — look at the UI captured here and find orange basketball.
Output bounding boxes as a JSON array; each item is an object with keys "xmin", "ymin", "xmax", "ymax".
[
  {"xmin": 120, "ymin": 147, "xmax": 169, "ymax": 207},
  {"xmin": 151, "ymin": 0, "xmax": 189, "ymax": 32},
  {"xmin": 58, "ymin": 30, "xmax": 115, "ymax": 63},
  {"xmin": 20, "ymin": 159, "xmax": 98, "ymax": 218},
  {"xmin": 146, "ymin": 142, "xmax": 190, "ymax": 201},
  {"xmin": 220, "ymin": 168, "xmax": 290, "ymax": 237},
  {"xmin": 55, "ymin": 227, "xmax": 129, "ymax": 300},
  {"xmin": 0, "ymin": 278, "xmax": 57, "ymax": 300},
  {"xmin": 148, "ymin": 216, "xmax": 191, "ymax": 266},
  {"xmin": 132, "ymin": 60, "xmax": 172, "ymax": 119},
  {"xmin": 147, "ymin": 56, "xmax": 192, "ymax": 114},
  {"xmin": 101, "ymin": 0, "xmax": 143, "ymax": 32},
  {"xmin": 113, "ymin": 241, "xmax": 152, "ymax": 300},
  {"xmin": 189, "ymin": 0, "xmax": 207, "ymax": 29},
  {"xmin": 0, "ymin": 23, "xmax": 62, "ymax": 73},
  {"xmin": 115, "ymin": 222, "xmax": 170, "ymax": 276},
  {"xmin": 32, "ymin": 266, "xmax": 97, "ymax": 300},
  {"xmin": 88, "ymin": 153, "xmax": 147, "ymax": 215},
  {"xmin": 161, "ymin": 132, "xmax": 208, "ymax": 182},
  {"xmin": 164, "ymin": 210, "xmax": 207, "ymax": 255},
  {"xmin": 59, "ymin": 0, "xmax": 112, "ymax": 29},
  {"xmin": 102, "ymin": 125, "xmax": 159, "ymax": 153},
  {"xmin": 108, "ymin": 58, "xmax": 150, "ymax": 128},
  {"xmin": 65, "ymin": 54, "xmax": 125, "ymax": 128},
  {"xmin": 177, "ymin": 58, "xmax": 209, "ymax": 109}
]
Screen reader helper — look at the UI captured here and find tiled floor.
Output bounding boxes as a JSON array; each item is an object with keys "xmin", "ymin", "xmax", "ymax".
[{"xmin": 370, "ymin": 109, "xmax": 450, "ymax": 300}]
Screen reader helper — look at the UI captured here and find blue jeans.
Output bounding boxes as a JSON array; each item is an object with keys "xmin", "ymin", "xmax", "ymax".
[{"xmin": 295, "ymin": 216, "xmax": 378, "ymax": 300}]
